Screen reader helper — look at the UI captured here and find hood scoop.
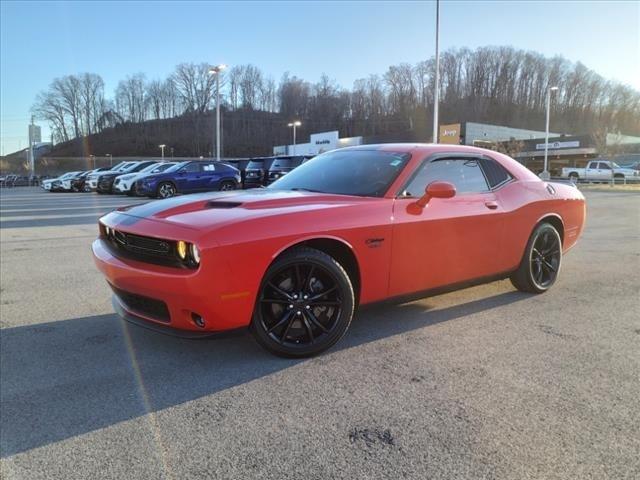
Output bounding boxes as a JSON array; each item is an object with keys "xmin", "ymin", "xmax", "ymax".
[{"xmin": 205, "ymin": 201, "xmax": 243, "ymax": 209}]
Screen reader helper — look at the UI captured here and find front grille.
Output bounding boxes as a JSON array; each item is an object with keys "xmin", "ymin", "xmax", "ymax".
[
  {"xmin": 102, "ymin": 227, "xmax": 192, "ymax": 269},
  {"xmin": 111, "ymin": 285, "xmax": 170, "ymax": 323}
]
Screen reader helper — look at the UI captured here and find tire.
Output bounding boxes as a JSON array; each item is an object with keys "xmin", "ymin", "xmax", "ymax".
[
  {"xmin": 568, "ymin": 173, "xmax": 579, "ymax": 183},
  {"xmin": 510, "ymin": 222, "xmax": 562, "ymax": 294},
  {"xmin": 156, "ymin": 182, "xmax": 177, "ymax": 199},
  {"xmin": 219, "ymin": 180, "xmax": 236, "ymax": 191},
  {"xmin": 251, "ymin": 247, "xmax": 355, "ymax": 358}
]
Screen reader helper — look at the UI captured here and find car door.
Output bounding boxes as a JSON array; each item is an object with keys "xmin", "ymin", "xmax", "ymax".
[
  {"xmin": 389, "ymin": 155, "xmax": 505, "ymax": 297},
  {"xmin": 176, "ymin": 162, "xmax": 201, "ymax": 192},
  {"xmin": 199, "ymin": 162, "xmax": 221, "ymax": 191}
]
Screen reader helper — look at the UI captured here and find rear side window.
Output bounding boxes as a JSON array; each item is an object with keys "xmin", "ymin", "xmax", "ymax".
[
  {"xmin": 202, "ymin": 163, "xmax": 216, "ymax": 171},
  {"xmin": 479, "ymin": 158, "xmax": 512, "ymax": 189},
  {"xmin": 404, "ymin": 158, "xmax": 489, "ymax": 196},
  {"xmin": 182, "ymin": 163, "xmax": 200, "ymax": 173}
]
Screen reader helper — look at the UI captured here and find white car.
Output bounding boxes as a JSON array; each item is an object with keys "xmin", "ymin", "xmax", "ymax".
[
  {"xmin": 86, "ymin": 162, "xmax": 135, "ymax": 191},
  {"xmin": 113, "ymin": 162, "xmax": 177, "ymax": 195},
  {"xmin": 41, "ymin": 171, "xmax": 81, "ymax": 191},
  {"xmin": 562, "ymin": 160, "xmax": 639, "ymax": 183}
]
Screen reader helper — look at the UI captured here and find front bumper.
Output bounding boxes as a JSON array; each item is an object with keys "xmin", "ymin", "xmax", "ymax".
[{"xmin": 92, "ymin": 236, "xmax": 253, "ymax": 333}]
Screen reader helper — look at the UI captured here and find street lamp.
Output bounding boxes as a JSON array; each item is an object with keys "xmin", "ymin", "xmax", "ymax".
[
  {"xmin": 432, "ymin": 0, "xmax": 440, "ymax": 143},
  {"xmin": 105, "ymin": 153, "xmax": 112, "ymax": 167},
  {"xmin": 541, "ymin": 85, "xmax": 559, "ymax": 180},
  {"xmin": 208, "ymin": 64, "xmax": 227, "ymax": 161},
  {"xmin": 288, "ymin": 121, "xmax": 301, "ymax": 155},
  {"xmin": 158, "ymin": 144, "xmax": 166, "ymax": 160}
]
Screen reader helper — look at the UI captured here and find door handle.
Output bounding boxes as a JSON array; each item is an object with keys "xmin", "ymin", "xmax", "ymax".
[{"xmin": 485, "ymin": 201, "xmax": 499, "ymax": 210}]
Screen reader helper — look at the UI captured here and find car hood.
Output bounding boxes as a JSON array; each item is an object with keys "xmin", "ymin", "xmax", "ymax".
[{"xmin": 109, "ymin": 189, "xmax": 382, "ymax": 234}]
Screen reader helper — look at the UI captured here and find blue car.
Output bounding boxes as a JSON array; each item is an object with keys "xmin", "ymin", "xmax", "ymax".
[{"xmin": 135, "ymin": 160, "xmax": 241, "ymax": 198}]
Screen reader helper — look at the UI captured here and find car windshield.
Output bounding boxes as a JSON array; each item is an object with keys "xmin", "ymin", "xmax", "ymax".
[
  {"xmin": 269, "ymin": 149, "xmax": 411, "ymax": 197},
  {"xmin": 151, "ymin": 163, "xmax": 176, "ymax": 173},
  {"xmin": 271, "ymin": 158, "xmax": 293, "ymax": 169},
  {"xmin": 134, "ymin": 163, "xmax": 161, "ymax": 174},
  {"xmin": 164, "ymin": 162, "xmax": 188, "ymax": 173},
  {"xmin": 247, "ymin": 160, "xmax": 265, "ymax": 169}
]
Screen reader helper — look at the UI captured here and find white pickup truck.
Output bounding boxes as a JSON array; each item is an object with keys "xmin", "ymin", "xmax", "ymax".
[{"xmin": 562, "ymin": 160, "xmax": 639, "ymax": 182}]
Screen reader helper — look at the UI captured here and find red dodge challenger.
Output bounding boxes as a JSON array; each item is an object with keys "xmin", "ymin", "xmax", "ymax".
[{"xmin": 93, "ymin": 144, "xmax": 586, "ymax": 357}]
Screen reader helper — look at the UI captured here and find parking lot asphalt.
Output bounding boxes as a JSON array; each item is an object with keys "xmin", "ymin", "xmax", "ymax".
[{"xmin": 1, "ymin": 187, "xmax": 639, "ymax": 480}]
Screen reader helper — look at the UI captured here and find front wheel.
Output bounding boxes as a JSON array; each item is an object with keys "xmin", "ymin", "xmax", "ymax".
[
  {"xmin": 510, "ymin": 222, "xmax": 562, "ymax": 294},
  {"xmin": 251, "ymin": 247, "xmax": 355, "ymax": 358},
  {"xmin": 156, "ymin": 182, "xmax": 177, "ymax": 198}
]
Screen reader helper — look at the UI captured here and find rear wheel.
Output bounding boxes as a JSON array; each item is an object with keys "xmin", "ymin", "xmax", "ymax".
[
  {"xmin": 510, "ymin": 222, "xmax": 562, "ymax": 294},
  {"xmin": 568, "ymin": 172, "xmax": 579, "ymax": 184},
  {"xmin": 251, "ymin": 247, "xmax": 355, "ymax": 358},
  {"xmin": 219, "ymin": 180, "xmax": 236, "ymax": 191},
  {"xmin": 156, "ymin": 182, "xmax": 176, "ymax": 198}
]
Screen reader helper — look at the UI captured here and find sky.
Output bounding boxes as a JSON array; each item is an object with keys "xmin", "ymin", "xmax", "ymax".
[{"xmin": 1, "ymin": 0, "xmax": 638, "ymax": 155}]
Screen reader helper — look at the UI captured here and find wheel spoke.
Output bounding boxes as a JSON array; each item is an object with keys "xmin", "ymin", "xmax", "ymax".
[
  {"xmin": 280, "ymin": 312, "xmax": 297, "ymax": 340},
  {"xmin": 268, "ymin": 309, "xmax": 293, "ymax": 333},
  {"xmin": 260, "ymin": 298, "xmax": 290, "ymax": 304},
  {"xmin": 267, "ymin": 282, "xmax": 293, "ymax": 300},
  {"xmin": 294, "ymin": 264, "xmax": 303, "ymax": 290},
  {"xmin": 309, "ymin": 300, "xmax": 341, "ymax": 307},
  {"xmin": 302, "ymin": 316, "xmax": 315, "ymax": 344},
  {"xmin": 542, "ymin": 259, "xmax": 557, "ymax": 272},
  {"xmin": 303, "ymin": 265, "xmax": 315, "ymax": 291},
  {"xmin": 304, "ymin": 309, "xmax": 329, "ymax": 333},
  {"xmin": 309, "ymin": 285, "xmax": 338, "ymax": 301}
]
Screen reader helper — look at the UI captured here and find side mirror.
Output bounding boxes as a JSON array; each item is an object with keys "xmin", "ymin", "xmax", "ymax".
[{"xmin": 415, "ymin": 181, "xmax": 456, "ymax": 208}]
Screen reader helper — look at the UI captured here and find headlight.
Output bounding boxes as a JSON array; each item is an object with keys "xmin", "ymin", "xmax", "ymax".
[
  {"xmin": 176, "ymin": 240, "xmax": 188, "ymax": 260},
  {"xmin": 190, "ymin": 244, "xmax": 201, "ymax": 264}
]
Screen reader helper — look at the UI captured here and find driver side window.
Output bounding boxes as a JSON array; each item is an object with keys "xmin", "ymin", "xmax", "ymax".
[{"xmin": 403, "ymin": 158, "xmax": 489, "ymax": 197}]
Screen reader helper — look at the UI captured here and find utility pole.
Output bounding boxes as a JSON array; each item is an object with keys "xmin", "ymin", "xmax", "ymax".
[
  {"xmin": 29, "ymin": 115, "xmax": 35, "ymax": 178},
  {"xmin": 541, "ymin": 86, "xmax": 559, "ymax": 180},
  {"xmin": 432, "ymin": 0, "xmax": 440, "ymax": 144},
  {"xmin": 288, "ymin": 121, "xmax": 301, "ymax": 155}
]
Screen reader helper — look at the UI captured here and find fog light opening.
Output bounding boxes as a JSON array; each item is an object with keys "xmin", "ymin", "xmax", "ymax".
[{"xmin": 191, "ymin": 312, "xmax": 205, "ymax": 328}]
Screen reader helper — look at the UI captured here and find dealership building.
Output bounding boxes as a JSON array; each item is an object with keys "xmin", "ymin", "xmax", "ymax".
[{"xmin": 274, "ymin": 123, "xmax": 640, "ymax": 174}]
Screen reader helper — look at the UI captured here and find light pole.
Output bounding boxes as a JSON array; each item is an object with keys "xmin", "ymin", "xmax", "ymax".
[
  {"xmin": 159, "ymin": 144, "xmax": 166, "ymax": 160},
  {"xmin": 432, "ymin": 0, "xmax": 440, "ymax": 143},
  {"xmin": 89, "ymin": 154, "xmax": 95, "ymax": 170},
  {"xmin": 288, "ymin": 121, "xmax": 301, "ymax": 155},
  {"xmin": 541, "ymin": 85, "xmax": 559, "ymax": 180},
  {"xmin": 106, "ymin": 153, "xmax": 112, "ymax": 167},
  {"xmin": 208, "ymin": 64, "xmax": 227, "ymax": 160}
]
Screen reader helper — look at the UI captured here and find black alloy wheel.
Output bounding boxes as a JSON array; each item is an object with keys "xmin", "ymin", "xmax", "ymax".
[
  {"xmin": 511, "ymin": 222, "xmax": 562, "ymax": 293},
  {"xmin": 157, "ymin": 182, "xmax": 177, "ymax": 198},
  {"xmin": 219, "ymin": 181, "xmax": 236, "ymax": 191},
  {"xmin": 251, "ymin": 247, "xmax": 355, "ymax": 357}
]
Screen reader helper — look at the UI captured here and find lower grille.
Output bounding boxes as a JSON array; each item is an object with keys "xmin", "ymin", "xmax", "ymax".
[{"xmin": 111, "ymin": 285, "xmax": 170, "ymax": 323}]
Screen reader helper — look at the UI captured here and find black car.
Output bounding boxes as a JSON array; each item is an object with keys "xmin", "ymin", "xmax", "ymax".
[
  {"xmin": 97, "ymin": 161, "xmax": 156, "ymax": 194},
  {"xmin": 221, "ymin": 159, "xmax": 251, "ymax": 187},
  {"xmin": 244, "ymin": 157, "xmax": 278, "ymax": 188},
  {"xmin": 71, "ymin": 170, "xmax": 100, "ymax": 192},
  {"xmin": 266, "ymin": 155, "xmax": 313, "ymax": 184}
]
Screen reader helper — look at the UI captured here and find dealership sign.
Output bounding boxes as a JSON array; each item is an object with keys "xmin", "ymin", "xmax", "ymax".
[
  {"xmin": 535, "ymin": 140, "xmax": 580, "ymax": 150},
  {"xmin": 439, "ymin": 123, "xmax": 461, "ymax": 145}
]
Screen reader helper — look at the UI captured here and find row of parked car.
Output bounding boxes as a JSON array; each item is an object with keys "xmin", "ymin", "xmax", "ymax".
[{"xmin": 40, "ymin": 155, "xmax": 314, "ymax": 198}]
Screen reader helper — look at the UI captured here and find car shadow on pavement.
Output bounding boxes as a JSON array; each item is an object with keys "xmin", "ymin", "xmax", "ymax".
[{"xmin": 0, "ymin": 290, "xmax": 527, "ymax": 458}]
